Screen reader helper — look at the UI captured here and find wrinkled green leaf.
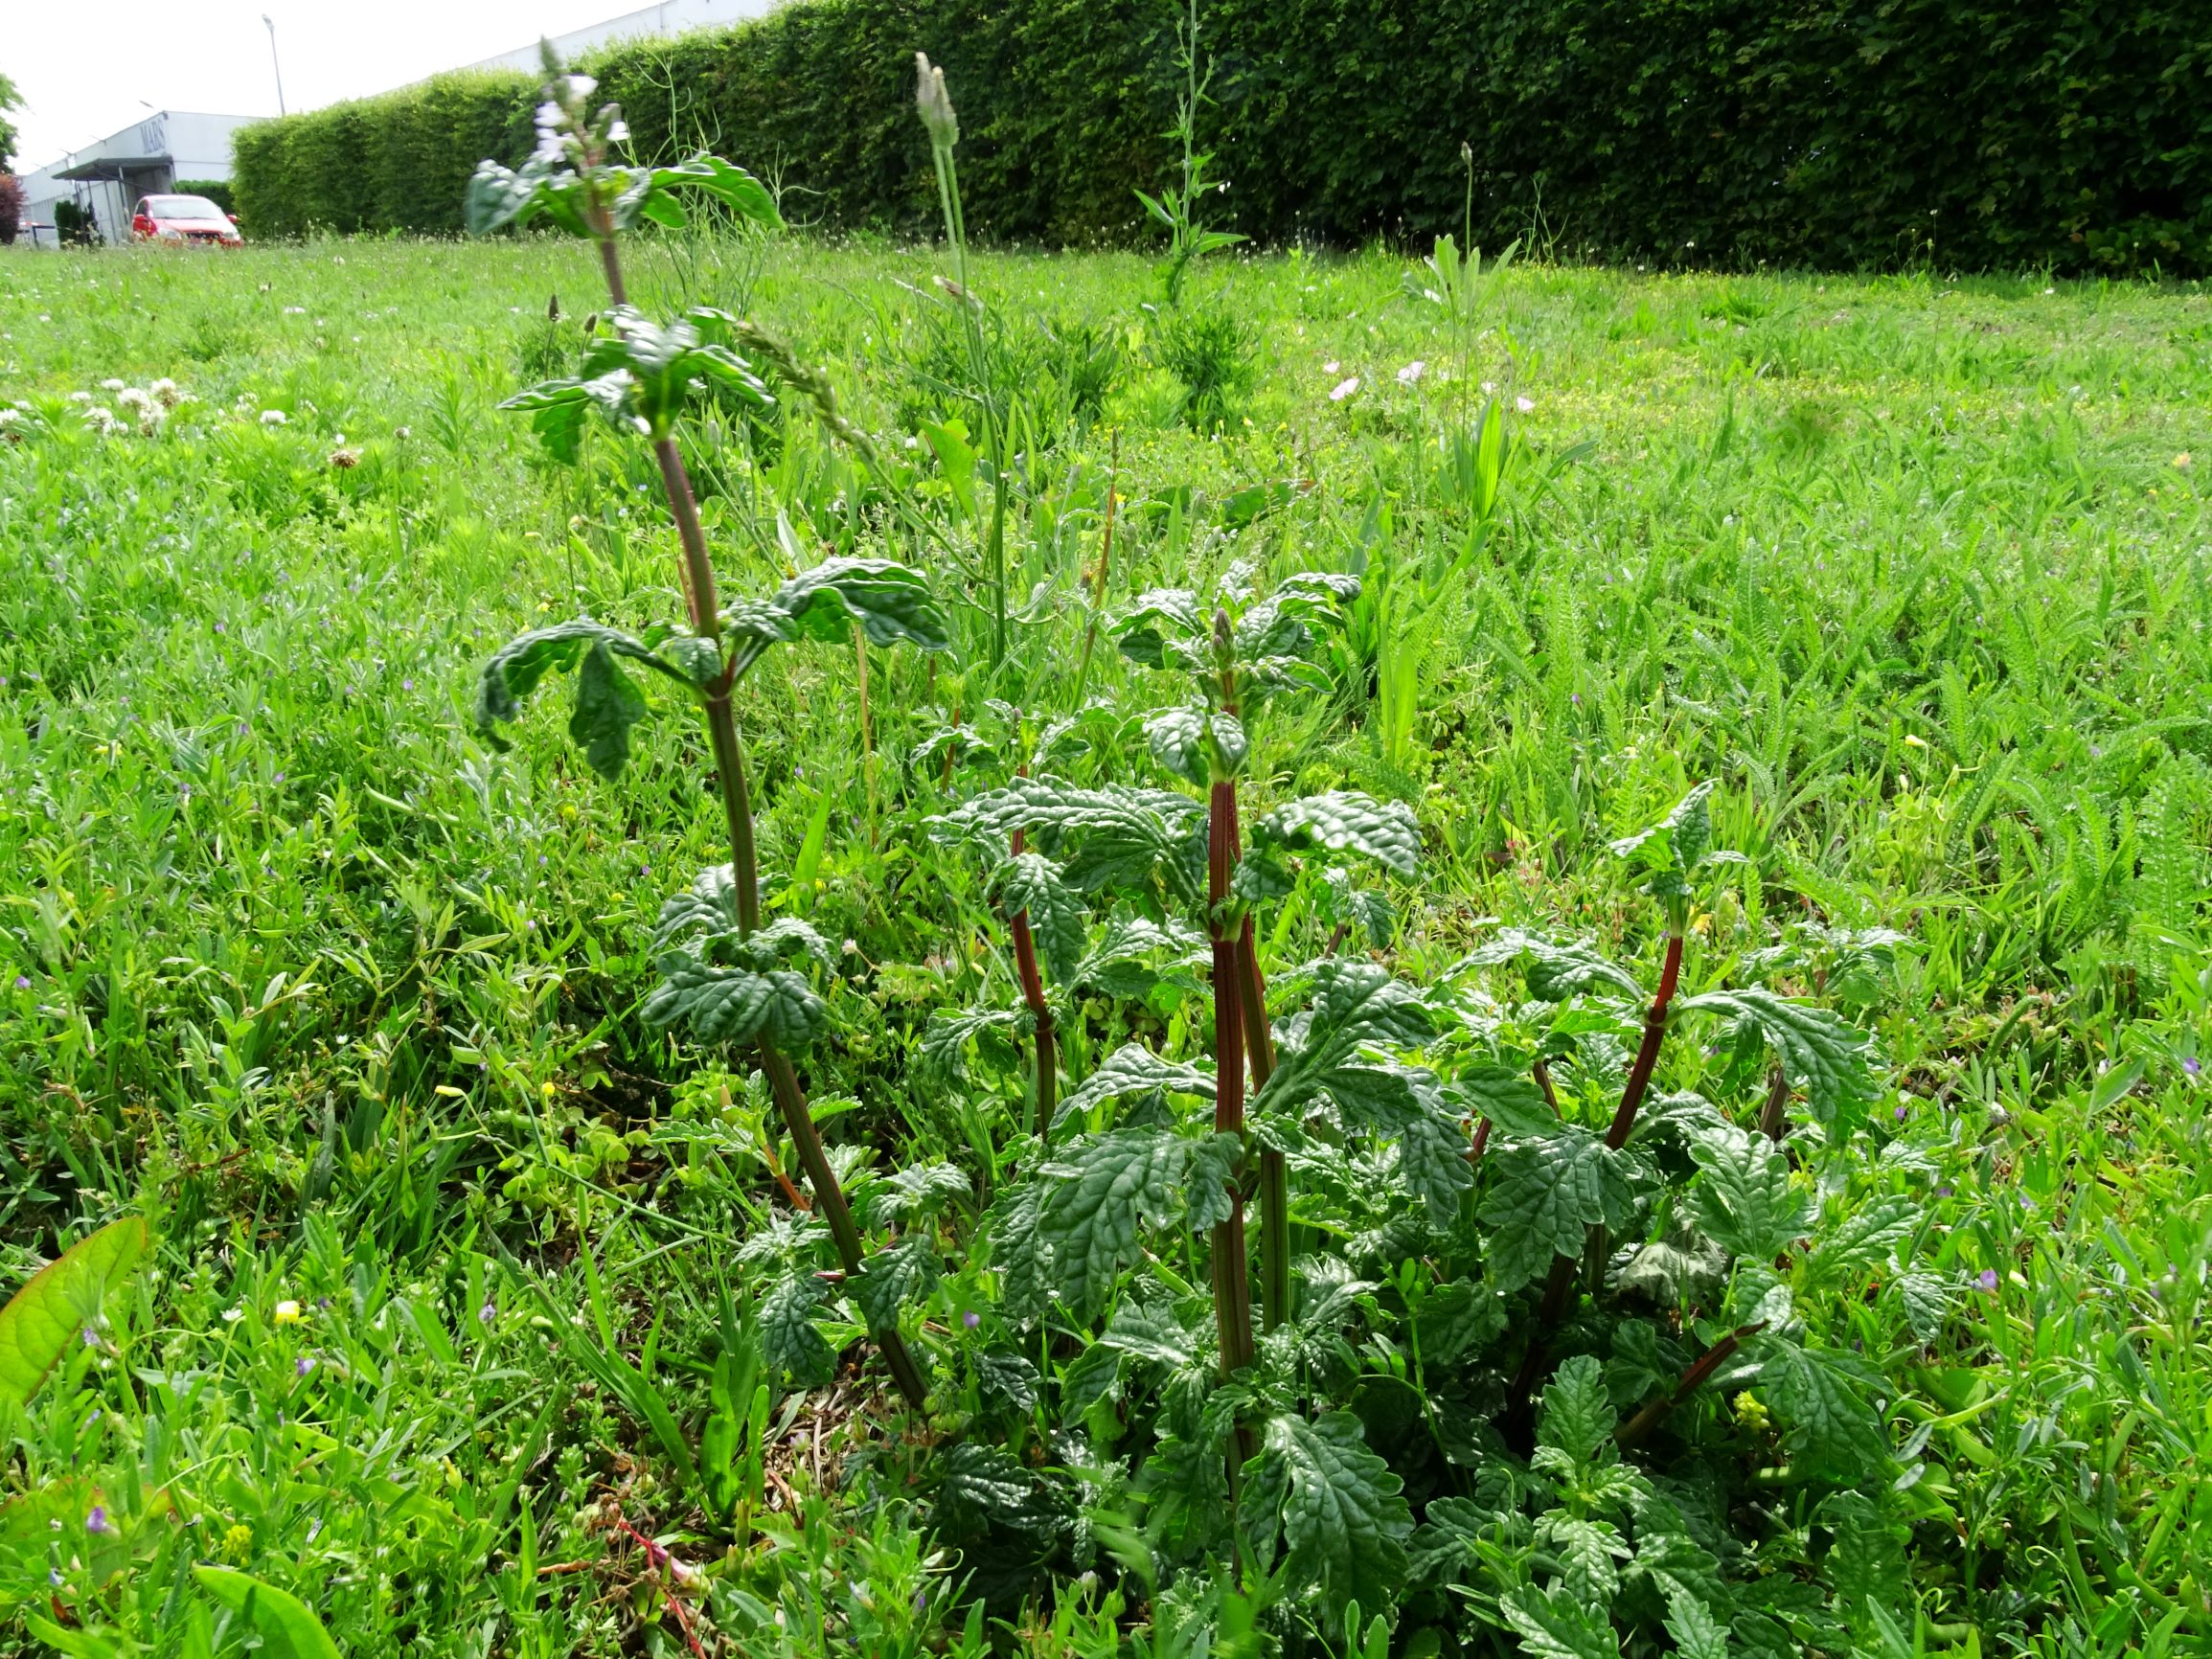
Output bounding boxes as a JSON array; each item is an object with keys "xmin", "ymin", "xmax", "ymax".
[
  {"xmin": 1689, "ymin": 1125, "xmax": 1813, "ymax": 1260},
  {"xmin": 642, "ymin": 960, "xmax": 828, "ymax": 1050},
  {"xmin": 1677, "ymin": 989, "xmax": 1880, "ymax": 1139},
  {"xmin": 1500, "ymin": 1584, "xmax": 1623, "ymax": 1659},
  {"xmin": 761, "ymin": 1271, "xmax": 833, "ymax": 1386},
  {"xmin": 993, "ymin": 852, "xmax": 1086, "ymax": 983},
  {"xmin": 1479, "ymin": 1128, "xmax": 1633, "ymax": 1292},
  {"xmin": 1038, "ymin": 1126, "xmax": 1188, "ymax": 1316},
  {"xmin": 852, "ymin": 1237, "xmax": 939, "ymax": 1330},
  {"xmin": 1248, "ymin": 1411, "xmax": 1412, "ymax": 1616},
  {"xmin": 1251, "ymin": 791, "xmax": 1420, "ymax": 875}
]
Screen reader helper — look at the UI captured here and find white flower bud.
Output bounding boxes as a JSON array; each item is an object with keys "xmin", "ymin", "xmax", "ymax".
[{"xmin": 914, "ymin": 54, "xmax": 959, "ymax": 148}]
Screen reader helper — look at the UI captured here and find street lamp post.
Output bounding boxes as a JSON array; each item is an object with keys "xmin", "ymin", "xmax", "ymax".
[{"xmin": 263, "ymin": 15, "xmax": 286, "ymax": 116}]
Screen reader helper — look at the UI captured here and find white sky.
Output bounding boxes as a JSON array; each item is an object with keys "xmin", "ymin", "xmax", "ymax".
[{"xmin": 9, "ymin": 3, "xmax": 628, "ymax": 169}]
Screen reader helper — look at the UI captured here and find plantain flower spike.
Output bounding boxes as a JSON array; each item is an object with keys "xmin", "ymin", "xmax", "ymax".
[{"xmin": 915, "ymin": 53, "xmax": 959, "ymax": 149}]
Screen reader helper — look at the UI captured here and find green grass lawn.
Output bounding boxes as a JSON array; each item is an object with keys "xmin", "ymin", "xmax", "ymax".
[{"xmin": 0, "ymin": 232, "xmax": 2209, "ymax": 1657}]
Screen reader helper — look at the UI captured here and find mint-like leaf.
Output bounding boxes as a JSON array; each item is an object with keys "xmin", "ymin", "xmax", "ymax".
[
  {"xmin": 1249, "ymin": 1411, "xmax": 1412, "ymax": 1616},
  {"xmin": 1689, "ymin": 1125, "xmax": 1813, "ymax": 1260},
  {"xmin": 1038, "ymin": 1126, "xmax": 1188, "ymax": 1317},
  {"xmin": 1251, "ymin": 791, "xmax": 1420, "ymax": 875},
  {"xmin": 1676, "ymin": 989, "xmax": 1880, "ymax": 1139},
  {"xmin": 1479, "ymin": 1127, "xmax": 1633, "ymax": 1292}
]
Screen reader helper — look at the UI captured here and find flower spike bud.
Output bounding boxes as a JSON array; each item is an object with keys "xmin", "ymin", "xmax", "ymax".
[{"xmin": 915, "ymin": 53, "xmax": 960, "ymax": 149}]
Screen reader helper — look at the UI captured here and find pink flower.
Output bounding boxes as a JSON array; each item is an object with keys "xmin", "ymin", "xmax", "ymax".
[{"xmin": 1329, "ymin": 376, "xmax": 1359, "ymax": 403}]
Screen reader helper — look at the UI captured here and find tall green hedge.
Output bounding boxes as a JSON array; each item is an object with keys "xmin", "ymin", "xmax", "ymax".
[{"xmin": 232, "ymin": 0, "xmax": 2212, "ymax": 273}]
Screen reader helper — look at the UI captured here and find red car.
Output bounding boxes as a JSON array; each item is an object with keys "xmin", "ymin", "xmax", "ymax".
[{"xmin": 130, "ymin": 193, "xmax": 243, "ymax": 246}]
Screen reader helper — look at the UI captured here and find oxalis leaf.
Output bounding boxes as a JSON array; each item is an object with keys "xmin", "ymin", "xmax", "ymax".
[
  {"xmin": 1038, "ymin": 1126, "xmax": 1190, "ymax": 1317},
  {"xmin": 193, "ymin": 1566, "xmax": 341, "ymax": 1659},
  {"xmin": 1250, "ymin": 791, "xmax": 1420, "ymax": 875},
  {"xmin": 1676, "ymin": 988, "xmax": 1880, "ymax": 1139},
  {"xmin": 1245, "ymin": 1411, "xmax": 1412, "ymax": 1617},
  {"xmin": 1478, "ymin": 1128, "xmax": 1633, "ymax": 1292},
  {"xmin": 0, "ymin": 1217, "xmax": 147, "ymax": 1408}
]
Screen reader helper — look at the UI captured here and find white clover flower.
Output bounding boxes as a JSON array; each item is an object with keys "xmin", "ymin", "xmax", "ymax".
[
  {"xmin": 67, "ymin": 391, "xmax": 94, "ymax": 403},
  {"xmin": 261, "ymin": 409, "xmax": 288, "ymax": 425},
  {"xmin": 1329, "ymin": 376, "xmax": 1359, "ymax": 402},
  {"xmin": 150, "ymin": 377, "xmax": 181, "ymax": 406},
  {"xmin": 116, "ymin": 387, "xmax": 151, "ymax": 410},
  {"xmin": 1396, "ymin": 360, "xmax": 1426, "ymax": 385},
  {"xmin": 234, "ymin": 393, "xmax": 258, "ymax": 411},
  {"xmin": 101, "ymin": 378, "xmax": 125, "ymax": 392},
  {"xmin": 283, "ymin": 306, "xmax": 307, "ymax": 316}
]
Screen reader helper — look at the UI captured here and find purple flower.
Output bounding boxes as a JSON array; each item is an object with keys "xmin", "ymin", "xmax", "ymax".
[
  {"xmin": 1570, "ymin": 693, "xmax": 1582, "ymax": 705},
  {"xmin": 478, "ymin": 1301, "xmax": 496, "ymax": 1325},
  {"xmin": 295, "ymin": 1355, "xmax": 315, "ymax": 1376},
  {"xmin": 1936, "ymin": 1185, "xmax": 1953, "ymax": 1198},
  {"xmin": 85, "ymin": 1507, "xmax": 114, "ymax": 1535},
  {"xmin": 962, "ymin": 1309, "xmax": 981, "ymax": 1329},
  {"xmin": 401, "ymin": 678, "xmax": 414, "ymax": 692},
  {"xmin": 2186, "ymin": 1057, "xmax": 2202, "ymax": 1077},
  {"xmin": 1976, "ymin": 1268, "xmax": 1999, "ymax": 1292},
  {"xmin": 273, "ymin": 772, "xmax": 284, "ymax": 783},
  {"xmin": 48, "ymin": 1568, "xmax": 62, "ymax": 1586},
  {"xmin": 1893, "ymin": 1103, "xmax": 1908, "ymax": 1123},
  {"xmin": 12, "ymin": 976, "xmax": 27, "ymax": 991}
]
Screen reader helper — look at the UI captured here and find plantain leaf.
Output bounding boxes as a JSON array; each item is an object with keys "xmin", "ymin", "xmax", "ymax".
[
  {"xmin": 0, "ymin": 1217, "xmax": 147, "ymax": 1408},
  {"xmin": 1452, "ymin": 1062, "xmax": 1555, "ymax": 1137},
  {"xmin": 193, "ymin": 1566, "xmax": 340, "ymax": 1659}
]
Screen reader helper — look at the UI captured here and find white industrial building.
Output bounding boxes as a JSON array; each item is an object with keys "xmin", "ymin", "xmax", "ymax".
[
  {"xmin": 17, "ymin": 111, "xmax": 261, "ymax": 247},
  {"xmin": 464, "ymin": 0, "xmax": 775, "ymax": 74},
  {"xmin": 12, "ymin": 0, "xmax": 774, "ymax": 247}
]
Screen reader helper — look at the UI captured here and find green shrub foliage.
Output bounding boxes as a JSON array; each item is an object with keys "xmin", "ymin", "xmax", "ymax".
[{"xmin": 232, "ymin": 0, "xmax": 2211, "ymax": 272}]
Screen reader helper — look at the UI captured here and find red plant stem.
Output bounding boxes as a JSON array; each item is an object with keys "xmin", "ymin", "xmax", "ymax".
[
  {"xmin": 1514, "ymin": 935, "xmax": 1686, "ymax": 1419},
  {"xmin": 1008, "ymin": 906, "xmax": 1058, "ymax": 1141},
  {"xmin": 1615, "ymin": 1322, "xmax": 1768, "ymax": 1449},
  {"xmin": 1606, "ymin": 931, "xmax": 1684, "ymax": 1152},
  {"xmin": 1208, "ymin": 779, "xmax": 1257, "ymax": 1385},
  {"xmin": 1758, "ymin": 1064, "xmax": 1791, "ymax": 1143}
]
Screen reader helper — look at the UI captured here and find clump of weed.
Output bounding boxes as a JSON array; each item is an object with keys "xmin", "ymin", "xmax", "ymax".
[{"xmin": 1154, "ymin": 300, "xmax": 1257, "ymax": 430}]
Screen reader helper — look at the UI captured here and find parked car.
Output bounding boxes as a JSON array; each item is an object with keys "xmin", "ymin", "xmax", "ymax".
[{"xmin": 130, "ymin": 194, "xmax": 242, "ymax": 246}]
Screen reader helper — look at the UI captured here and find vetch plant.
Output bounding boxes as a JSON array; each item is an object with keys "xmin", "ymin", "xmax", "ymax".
[{"xmin": 466, "ymin": 49, "xmax": 949, "ymax": 1407}]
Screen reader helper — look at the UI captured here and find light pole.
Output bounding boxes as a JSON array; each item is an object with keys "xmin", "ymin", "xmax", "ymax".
[{"xmin": 262, "ymin": 15, "xmax": 286, "ymax": 116}]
